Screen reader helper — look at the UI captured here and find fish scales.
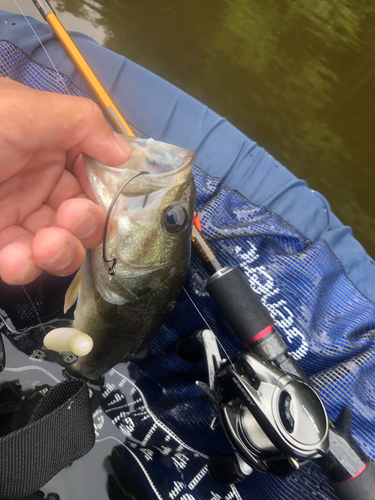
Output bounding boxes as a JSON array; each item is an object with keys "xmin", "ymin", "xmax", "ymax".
[{"xmin": 45, "ymin": 136, "xmax": 196, "ymax": 381}]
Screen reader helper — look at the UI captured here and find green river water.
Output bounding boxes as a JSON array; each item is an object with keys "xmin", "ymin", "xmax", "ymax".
[{"xmin": 4, "ymin": 0, "xmax": 375, "ymax": 257}]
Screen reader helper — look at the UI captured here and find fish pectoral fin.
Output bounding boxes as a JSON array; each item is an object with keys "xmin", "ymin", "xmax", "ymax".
[
  {"xmin": 44, "ymin": 327, "xmax": 93, "ymax": 356},
  {"xmin": 64, "ymin": 269, "xmax": 82, "ymax": 314}
]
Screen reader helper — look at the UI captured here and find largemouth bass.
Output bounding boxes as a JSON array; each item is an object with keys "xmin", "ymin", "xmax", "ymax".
[{"xmin": 45, "ymin": 136, "xmax": 195, "ymax": 380}]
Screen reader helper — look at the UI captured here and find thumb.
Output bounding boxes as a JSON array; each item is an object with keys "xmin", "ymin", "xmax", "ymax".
[
  {"xmin": 75, "ymin": 101, "xmax": 134, "ymax": 166},
  {"xmin": 0, "ymin": 79, "xmax": 133, "ymax": 167}
]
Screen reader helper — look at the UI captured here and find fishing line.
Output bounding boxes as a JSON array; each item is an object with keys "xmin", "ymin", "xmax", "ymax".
[
  {"xmin": 75, "ymin": 290, "xmax": 103, "ymax": 332},
  {"xmin": 12, "ymin": 0, "xmax": 72, "ymax": 96},
  {"xmin": 182, "ymin": 286, "xmax": 236, "ymax": 368},
  {"xmin": 182, "ymin": 286, "xmax": 213, "ymax": 331},
  {"xmin": 21, "ymin": 286, "xmax": 47, "ymax": 337}
]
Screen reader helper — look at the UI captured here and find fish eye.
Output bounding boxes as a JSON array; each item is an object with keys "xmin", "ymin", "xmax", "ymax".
[{"xmin": 163, "ymin": 205, "xmax": 187, "ymax": 234}]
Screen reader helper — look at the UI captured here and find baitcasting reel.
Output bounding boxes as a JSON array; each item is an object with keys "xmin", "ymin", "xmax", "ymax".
[{"xmin": 184, "ymin": 329, "xmax": 330, "ymax": 484}]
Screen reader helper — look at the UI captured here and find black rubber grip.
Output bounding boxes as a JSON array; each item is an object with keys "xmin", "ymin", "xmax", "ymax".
[
  {"xmin": 332, "ymin": 459, "xmax": 375, "ymax": 500},
  {"xmin": 206, "ymin": 266, "xmax": 273, "ymax": 344}
]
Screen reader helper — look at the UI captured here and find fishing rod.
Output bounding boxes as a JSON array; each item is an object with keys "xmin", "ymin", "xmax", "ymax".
[
  {"xmin": 32, "ymin": 0, "xmax": 134, "ymax": 136},
  {"xmin": 32, "ymin": 0, "xmax": 206, "ymax": 276},
  {"xmin": 30, "ymin": 2, "xmax": 375, "ymax": 499}
]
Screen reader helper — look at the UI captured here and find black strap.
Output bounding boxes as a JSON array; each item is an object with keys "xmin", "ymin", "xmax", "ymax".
[{"xmin": 0, "ymin": 379, "xmax": 95, "ymax": 500}]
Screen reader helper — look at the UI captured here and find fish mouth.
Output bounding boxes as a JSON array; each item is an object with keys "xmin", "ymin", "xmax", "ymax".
[{"xmin": 84, "ymin": 137, "xmax": 195, "ymax": 202}]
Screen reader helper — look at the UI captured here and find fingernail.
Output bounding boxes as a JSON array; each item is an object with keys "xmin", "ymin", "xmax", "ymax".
[
  {"xmin": 114, "ymin": 131, "xmax": 132, "ymax": 157},
  {"xmin": 17, "ymin": 258, "xmax": 39, "ymax": 282},
  {"xmin": 43, "ymin": 243, "xmax": 74, "ymax": 270},
  {"xmin": 69, "ymin": 211, "xmax": 99, "ymax": 239}
]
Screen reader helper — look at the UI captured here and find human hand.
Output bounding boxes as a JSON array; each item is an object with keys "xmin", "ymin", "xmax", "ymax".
[{"xmin": 0, "ymin": 77, "xmax": 132, "ymax": 285}]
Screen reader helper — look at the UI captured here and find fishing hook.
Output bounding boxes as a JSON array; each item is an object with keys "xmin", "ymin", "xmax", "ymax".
[{"xmin": 103, "ymin": 170, "xmax": 150, "ymax": 276}]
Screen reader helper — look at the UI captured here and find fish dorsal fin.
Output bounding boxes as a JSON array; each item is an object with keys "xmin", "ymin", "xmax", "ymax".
[{"xmin": 64, "ymin": 269, "xmax": 82, "ymax": 314}]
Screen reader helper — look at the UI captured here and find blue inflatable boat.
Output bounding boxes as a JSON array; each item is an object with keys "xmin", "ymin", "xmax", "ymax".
[{"xmin": 0, "ymin": 8, "xmax": 374, "ymax": 500}]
